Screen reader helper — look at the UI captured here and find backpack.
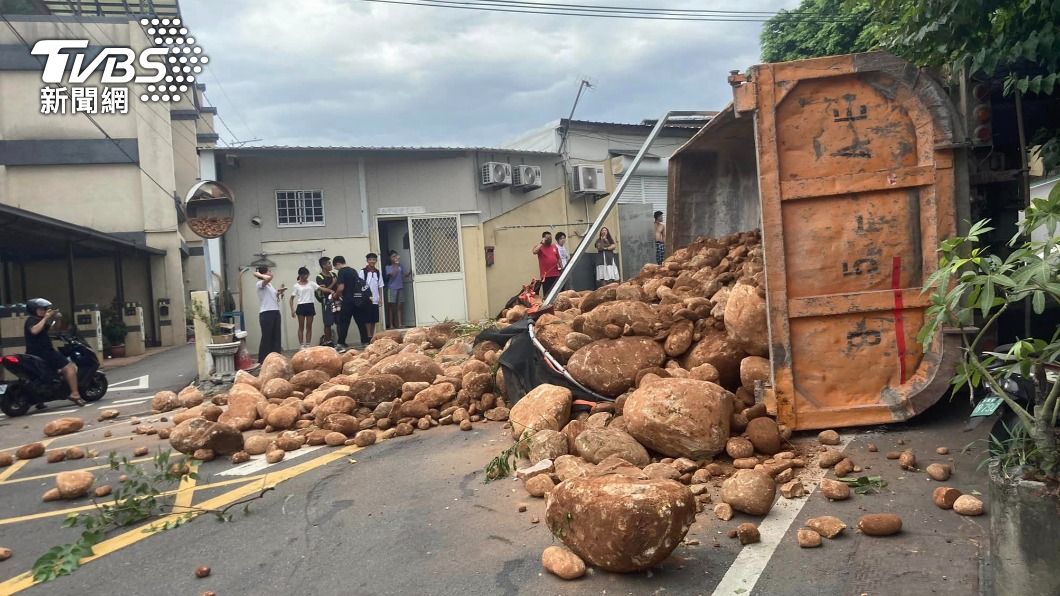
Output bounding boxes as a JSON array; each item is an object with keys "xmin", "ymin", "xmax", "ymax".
[{"xmin": 342, "ymin": 269, "xmax": 372, "ymax": 309}]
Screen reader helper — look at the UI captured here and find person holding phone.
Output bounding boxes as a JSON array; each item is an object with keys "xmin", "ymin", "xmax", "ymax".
[
  {"xmin": 24, "ymin": 298, "xmax": 82, "ymax": 407},
  {"xmin": 532, "ymin": 230, "xmax": 562, "ymax": 298},
  {"xmin": 253, "ymin": 266, "xmax": 285, "ymax": 361}
]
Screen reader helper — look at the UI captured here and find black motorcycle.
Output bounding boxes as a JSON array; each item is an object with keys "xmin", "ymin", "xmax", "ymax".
[{"xmin": 0, "ymin": 333, "xmax": 108, "ymax": 417}]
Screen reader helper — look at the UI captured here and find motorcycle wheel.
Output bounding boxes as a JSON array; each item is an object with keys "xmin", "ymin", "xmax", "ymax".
[
  {"xmin": 82, "ymin": 372, "xmax": 108, "ymax": 402},
  {"xmin": 0, "ymin": 386, "xmax": 31, "ymax": 417}
]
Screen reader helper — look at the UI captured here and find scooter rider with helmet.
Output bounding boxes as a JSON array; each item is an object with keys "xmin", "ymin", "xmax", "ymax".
[{"xmin": 24, "ymin": 298, "xmax": 84, "ymax": 408}]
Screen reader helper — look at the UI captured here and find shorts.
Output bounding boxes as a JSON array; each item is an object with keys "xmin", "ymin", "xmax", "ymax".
[
  {"xmin": 360, "ymin": 303, "xmax": 380, "ymax": 324},
  {"xmin": 296, "ymin": 303, "xmax": 317, "ymax": 317},
  {"xmin": 387, "ymin": 288, "xmax": 404, "ymax": 304},
  {"xmin": 34, "ymin": 350, "xmax": 70, "ymax": 372},
  {"xmin": 321, "ymin": 299, "xmax": 335, "ymax": 326}
]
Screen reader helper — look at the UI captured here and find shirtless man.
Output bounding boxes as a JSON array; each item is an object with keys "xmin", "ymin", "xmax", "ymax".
[{"xmin": 654, "ymin": 210, "xmax": 666, "ymax": 264}]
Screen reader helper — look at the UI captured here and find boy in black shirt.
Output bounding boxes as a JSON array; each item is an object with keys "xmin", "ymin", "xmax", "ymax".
[
  {"xmin": 24, "ymin": 298, "xmax": 83, "ymax": 407},
  {"xmin": 315, "ymin": 256, "xmax": 338, "ymax": 346}
]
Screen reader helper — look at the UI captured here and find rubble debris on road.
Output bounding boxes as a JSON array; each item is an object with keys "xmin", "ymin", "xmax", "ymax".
[{"xmin": 857, "ymin": 514, "xmax": 903, "ymax": 536}]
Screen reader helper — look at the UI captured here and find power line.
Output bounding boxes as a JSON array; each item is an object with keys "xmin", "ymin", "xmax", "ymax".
[{"xmin": 354, "ymin": 0, "xmax": 859, "ymax": 22}]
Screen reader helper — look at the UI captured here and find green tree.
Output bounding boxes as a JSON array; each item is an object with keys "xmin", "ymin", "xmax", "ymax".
[{"xmin": 760, "ymin": 0, "xmax": 878, "ymax": 63}]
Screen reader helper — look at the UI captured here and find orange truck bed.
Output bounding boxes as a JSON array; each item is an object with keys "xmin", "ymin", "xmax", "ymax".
[{"xmin": 669, "ymin": 52, "xmax": 968, "ymax": 430}]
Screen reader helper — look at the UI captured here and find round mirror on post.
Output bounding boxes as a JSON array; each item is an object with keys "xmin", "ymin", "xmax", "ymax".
[{"xmin": 184, "ymin": 180, "xmax": 235, "ymax": 239}]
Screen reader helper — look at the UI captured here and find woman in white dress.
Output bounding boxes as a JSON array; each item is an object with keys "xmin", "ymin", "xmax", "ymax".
[{"xmin": 595, "ymin": 227, "xmax": 619, "ymax": 286}]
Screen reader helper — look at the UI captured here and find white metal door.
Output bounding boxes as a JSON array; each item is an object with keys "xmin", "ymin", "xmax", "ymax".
[{"xmin": 408, "ymin": 215, "xmax": 467, "ymax": 324}]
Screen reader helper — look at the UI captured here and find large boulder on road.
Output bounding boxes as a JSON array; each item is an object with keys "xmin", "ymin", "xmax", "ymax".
[
  {"xmin": 567, "ymin": 337, "xmax": 666, "ymax": 397},
  {"xmin": 623, "ymin": 378, "xmax": 734, "ymax": 459},
  {"xmin": 169, "ymin": 418, "xmax": 244, "ymax": 455}
]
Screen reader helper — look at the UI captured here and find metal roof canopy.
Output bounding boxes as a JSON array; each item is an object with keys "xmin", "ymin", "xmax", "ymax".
[
  {"xmin": 35, "ymin": 0, "xmax": 181, "ymax": 18},
  {"xmin": 0, "ymin": 203, "xmax": 165, "ymax": 261}
]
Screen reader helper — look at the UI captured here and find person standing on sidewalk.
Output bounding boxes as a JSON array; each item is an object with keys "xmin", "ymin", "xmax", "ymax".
[
  {"xmin": 595, "ymin": 227, "xmax": 619, "ymax": 286},
  {"xmin": 357, "ymin": 253, "xmax": 384, "ymax": 343},
  {"xmin": 532, "ymin": 231, "xmax": 562, "ymax": 298},
  {"xmin": 253, "ymin": 266, "xmax": 285, "ymax": 362},
  {"xmin": 290, "ymin": 266, "xmax": 330, "ymax": 349},
  {"xmin": 654, "ymin": 210, "xmax": 666, "ymax": 265},
  {"xmin": 315, "ymin": 256, "xmax": 338, "ymax": 346}
]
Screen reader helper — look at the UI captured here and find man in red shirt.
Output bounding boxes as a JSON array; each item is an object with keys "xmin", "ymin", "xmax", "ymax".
[{"xmin": 532, "ymin": 231, "xmax": 562, "ymax": 299}]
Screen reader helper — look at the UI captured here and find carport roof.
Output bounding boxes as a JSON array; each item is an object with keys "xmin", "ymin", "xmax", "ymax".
[{"xmin": 0, "ymin": 203, "xmax": 165, "ymax": 261}]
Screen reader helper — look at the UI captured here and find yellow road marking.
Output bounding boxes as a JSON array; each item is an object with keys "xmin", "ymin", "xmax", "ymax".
[
  {"xmin": 0, "ymin": 457, "xmax": 155, "ymax": 486},
  {"xmin": 0, "ymin": 445, "xmax": 361, "ymax": 593},
  {"xmin": 0, "ymin": 440, "xmax": 55, "ymax": 482},
  {"xmin": 0, "ymin": 474, "xmax": 265, "ymax": 527},
  {"xmin": 171, "ymin": 461, "xmax": 199, "ymax": 511}
]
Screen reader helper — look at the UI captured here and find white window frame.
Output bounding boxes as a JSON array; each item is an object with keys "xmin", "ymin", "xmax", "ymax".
[{"xmin": 275, "ymin": 190, "xmax": 326, "ymax": 228}]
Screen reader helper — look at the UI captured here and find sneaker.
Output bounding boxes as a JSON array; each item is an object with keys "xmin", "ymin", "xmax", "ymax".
[{"xmin": 336, "ymin": 344, "xmax": 348, "ymax": 353}]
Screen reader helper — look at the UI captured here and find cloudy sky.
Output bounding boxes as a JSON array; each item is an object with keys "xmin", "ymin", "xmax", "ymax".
[{"xmin": 180, "ymin": 0, "xmax": 799, "ymax": 148}]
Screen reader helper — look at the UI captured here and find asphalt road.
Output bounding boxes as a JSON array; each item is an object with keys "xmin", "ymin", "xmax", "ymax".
[{"xmin": 0, "ymin": 351, "xmax": 993, "ymax": 595}]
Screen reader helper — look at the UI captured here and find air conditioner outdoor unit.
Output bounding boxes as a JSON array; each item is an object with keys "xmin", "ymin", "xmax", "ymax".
[
  {"xmin": 572, "ymin": 164, "xmax": 607, "ymax": 194},
  {"xmin": 481, "ymin": 162, "xmax": 513, "ymax": 187},
  {"xmin": 512, "ymin": 165, "xmax": 542, "ymax": 190}
]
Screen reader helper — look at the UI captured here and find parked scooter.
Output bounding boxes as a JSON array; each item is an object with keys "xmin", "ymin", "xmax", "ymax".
[
  {"xmin": 967, "ymin": 343, "xmax": 1059, "ymax": 452},
  {"xmin": 0, "ymin": 333, "xmax": 108, "ymax": 416}
]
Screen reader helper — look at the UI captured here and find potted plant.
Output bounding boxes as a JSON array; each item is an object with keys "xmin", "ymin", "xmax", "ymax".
[
  {"xmin": 101, "ymin": 306, "xmax": 128, "ymax": 358},
  {"xmin": 187, "ymin": 301, "xmax": 231, "ymax": 344},
  {"xmin": 920, "ymin": 186, "xmax": 1059, "ymax": 595}
]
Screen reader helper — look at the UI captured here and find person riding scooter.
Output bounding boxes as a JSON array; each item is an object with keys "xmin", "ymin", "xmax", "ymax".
[{"xmin": 24, "ymin": 298, "xmax": 84, "ymax": 407}]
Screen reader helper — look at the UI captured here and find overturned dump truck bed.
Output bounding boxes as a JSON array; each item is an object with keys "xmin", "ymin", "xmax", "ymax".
[{"xmin": 669, "ymin": 52, "xmax": 967, "ymax": 430}]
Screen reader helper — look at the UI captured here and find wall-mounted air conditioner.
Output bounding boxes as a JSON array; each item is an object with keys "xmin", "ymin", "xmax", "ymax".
[
  {"xmin": 512, "ymin": 165, "xmax": 542, "ymax": 190},
  {"xmin": 572, "ymin": 164, "xmax": 607, "ymax": 194},
  {"xmin": 481, "ymin": 162, "xmax": 512, "ymax": 187}
]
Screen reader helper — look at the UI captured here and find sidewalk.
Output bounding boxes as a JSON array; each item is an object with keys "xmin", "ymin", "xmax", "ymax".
[{"xmin": 100, "ymin": 343, "xmax": 187, "ymax": 370}]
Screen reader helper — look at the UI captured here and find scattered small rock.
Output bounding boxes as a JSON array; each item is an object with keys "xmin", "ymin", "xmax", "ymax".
[
  {"xmin": 820, "ymin": 479, "xmax": 851, "ymax": 501},
  {"xmin": 541, "ymin": 545, "xmax": 586, "ymax": 580},
  {"xmin": 714, "ymin": 503, "xmax": 734, "ymax": 521},
  {"xmin": 195, "ymin": 566, "xmax": 211, "ymax": 578},
  {"xmin": 936, "ymin": 446, "xmax": 949, "ymax": 455},
  {"xmin": 780, "ymin": 480, "xmax": 806, "ymax": 499},
  {"xmin": 953, "ymin": 495, "xmax": 984, "ymax": 516},
  {"xmin": 817, "ymin": 430, "xmax": 840, "ymax": 446},
  {"xmin": 16, "ymin": 443, "xmax": 45, "ymax": 460},
  {"xmin": 933, "ymin": 487, "xmax": 962, "ymax": 509},
  {"xmin": 857, "ymin": 513, "xmax": 902, "ymax": 536},
  {"xmin": 805, "ymin": 516, "xmax": 846, "ymax": 538},
  {"xmin": 736, "ymin": 523, "xmax": 760, "ymax": 545},
  {"xmin": 867, "ymin": 443, "xmax": 878, "ymax": 452},
  {"xmin": 926, "ymin": 463, "xmax": 952, "ymax": 481},
  {"xmin": 230, "ymin": 451, "xmax": 250, "ymax": 464},
  {"xmin": 525, "ymin": 474, "xmax": 556, "ymax": 498},
  {"xmin": 134, "ymin": 446, "xmax": 149, "ymax": 457},
  {"xmin": 818, "ymin": 449, "xmax": 844, "ymax": 468},
  {"xmin": 797, "ymin": 528, "xmax": 822, "ymax": 548},
  {"xmin": 885, "ymin": 451, "xmax": 901, "ymax": 460},
  {"xmin": 517, "ymin": 503, "xmax": 528, "ymax": 513},
  {"xmin": 833, "ymin": 458, "xmax": 855, "ymax": 478},
  {"xmin": 0, "ymin": 547, "xmax": 12, "ymax": 561},
  {"xmin": 94, "ymin": 485, "xmax": 112, "ymax": 498},
  {"xmin": 898, "ymin": 450, "xmax": 917, "ymax": 470}
]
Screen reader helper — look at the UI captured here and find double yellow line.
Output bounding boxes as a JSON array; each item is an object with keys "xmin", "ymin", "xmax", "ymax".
[{"xmin": 0, "ymin": 444, "xmax": 362, "ymax": 594}]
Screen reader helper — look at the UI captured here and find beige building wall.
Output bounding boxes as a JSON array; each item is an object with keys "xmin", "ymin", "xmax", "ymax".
[{"xmin": 461, "ymin": 225, "xmax": 489, "ymax": 321}]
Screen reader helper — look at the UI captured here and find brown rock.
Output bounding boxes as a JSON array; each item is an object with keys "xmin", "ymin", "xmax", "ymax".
[
  {"xmin": 724, "ymin": 282, "xmax": 768, "ymax": 356},
  {"xmin": 818, "ymin": 449, "xmax": 845, "ymax": 468},
  {"xmin": 554, "ymin": 455, "xmax": 595, "ymax": 482},
  {"xmin": 805, "ymin": 516, "xmax": 847, "ymax": 539},
  {"xmin": 643, "ymin": 463, "xmax": 682, "ymax": 481},
  {"xmin": 736, "ymin": 523, "xmax": 761, "ymax": 545},
  {"xmin": 721, "ymin": 470, "xmax": 776, "ymax": 515},
  {"xmin": 56, "ymin": 470, "xmax": 94, "ymax": 499},
  {"xmin": 16, "ymin": 443, "xmax": 45, "ymax": 460},
  {"xmin": 244, "ymin": 435, "xmax": 271, "ymax": 455},
  {"xmin": 820, "ymin": 479, "xmax": 851, "ymax": 501},
  {"xmin": 797, "ymin": 528, "xmax": 822, "ymax": 548},
  {"xmin": 46, "ymin": 450, "xmax": 67, "ymax": 463},
  {"xmin": 885, "ymin": 451, "xmax": 901, "ymax": 460},
  {"xmin": 529, "ymin": 429, "xmax": 569, "ymax": 464},
  {"xmin": 99, "ymin": 409, "xmax": 120, "ymax": 420},
  {"xmin": 65, "ymin": 447, "xmax": 85, "ymax": 460},
  {"xmin": 933, "ymin": 487, "xmax": 962, "ymax": 509},
  {"xmin": 94, "ymin": 485, "xmax": 113, "ymax": 498},
  {"xmin": 780, "ymin": 480, "xmax": 806, "ymax": 499},
  {"xmin": 561, "ymin": 419, "xmax": 586, "ymax": 454},
  {"xmin": 525, "ymin": 474, "xmax": 556, "ymax": 497},
  {"xmin": 664, "ymin": 319, "xmax": 695, "ymax": 357},
  {"xmin": 353, "ymin": 430, "xmax": 376, "ymax": 447},
  {"xmin": 567, "ymin": 337, "xmax": 666, "ymax": 397},
  {"xmin": 726, "ymin": 437, "xmax": 755, "ymax": 459},
  {"xmin": 258, "ymin": 352, "xmax": 292, "ymax": 386},
  {"xmin": 536, "ymin": 316, "xmax": 576, "ymax": 363},
  {"xmin": 858, "ymin": 514, "xmax": 902, "ymax": 536},
  {"xmin": 290, "ymin": 369, "xmax": 331, "ymax": 391},
  {"xmin": 714, "ymin": 502, "xmax": 734, "ymax": 521},
  {"xmin": 681, "ymin": 330, "xmax": 747, "ymax": 389},
  {"xmin": 834, "ymin": 458, "xmax": 855, "ymax": 478},
  {"xmin": 291, "ymin": 346, "xmax": 343, "ymax": 377},
  {"xmin": 688, "ymin": 363, "xmax": 720, "ymax": 383},
  {"xmin": 867, "ymin": 443, "xmax": 878, "ymax": 452},
  {"xmin": 818, "ymin": 430, "xmax": 841, "ymax": 446},
  {"xmin": 265, "ymin": 406, "xmax": 300, "ymax": 430},
  {"xmin": 459, "ymin": 419, "xmax": 473, "ymax": 431},
  {"xmin": 733, "ymin": 457, "xmax": 758, "ymax": 469},
  {"xmin": 324, "ymin": 432, "xmax": 347, "ymax": 446},
  {"xmin": 545, "ymin": 475, "xmax": 696, "ymax": 573},
  {"xmin": 936, "ymin": 446, "xmax": 949, "ymax": 455},
  {"xmin": 313, "ymin": 396, "xmax": 357, "ymax": 423},
  {"xmin": 745, "ymin": 417, "xmax": 781, "ymax": 455},
  {"xmin": 192, "ymin": 449, "xmax": 215, "ymax": 461},
  {"xmin": 541, "ymin": 546, "xmax": 586, "ymax": 580},
  {"xmin": 321, "ymin": 413, "xmax": 360, "ymax": 436},
  {"xmin": 43, "ymin": 417, "xmax": 85, "ymax": 437},
  {"xmin": 261, "ymin": 378, "xmax": 294, "ymax": 400},
  {"xmin": 169, "ymin": 418, "xmax": 244, "ymax": 455},
  {"xmin": 508, "ymin": 384, "xmax": 572, "ymax": 439},
  {"xmin": 899, "ymin": 450, "xmax": 917, "ymax": 470},
  {"xmin": 230, "ymin": 451, "xmax": 250, "ymax": 464},
  {"xmin": 484, "ymin": 407, "xmax": 510, "ymax": 422},
  {"xmin": 42, "ymin": 488, "xmax": 62, "ymax": 502},
  {"xmin": 395, "ymin": 422, "xmax": 414, "ymax": 436},
  {"xmin": 0, "ymin": 547, "xmax": 12, "ymax": 561},
  {"xmin": 581, "ymin": 300, "xmax": 658, "ymax": 339},
  {"xmin": 575, "ymin": 427, "xmax": 650, "ymax": 466},
  {"xmin": 134, "ymin": 446, "xmax": 149, "ymax": 457},
  {"xmin": 265, "ymin": 449, "xmax": 285, "ymax": 464},
  {"xmin": 157, "ymin": 428, "xmax": 171, "ymax": 440},
  {"xmin": 739, "ymin": 356, "xmax": 770, "ymax": 389},
  {"xmin": 953, "ymin": 495, "xmax": 984, "ymax": 516},
  {"xmin": 369, "ymin": 352, "xmax": 444, "ymax": 383},
  {"xmin": 623, "ymin": 378, "xmax": 735, "ymax": 459},
  {"xmin": 151, "ymin": 391, "xmax": 181, "ymax": 413},
  {"xmin": 926, "ymin": 463, "xmax": 951, "ymax": 481}
]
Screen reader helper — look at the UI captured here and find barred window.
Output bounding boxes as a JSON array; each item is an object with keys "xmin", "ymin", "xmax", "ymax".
[{"xmin": 276, "ymin": 190, "xmax": 325, "ymax": 227}]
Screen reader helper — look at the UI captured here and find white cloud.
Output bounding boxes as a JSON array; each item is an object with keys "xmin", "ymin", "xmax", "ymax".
[{"xmin": 180, "ymin": 0, "xmax": 799, "ymax": 147}]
